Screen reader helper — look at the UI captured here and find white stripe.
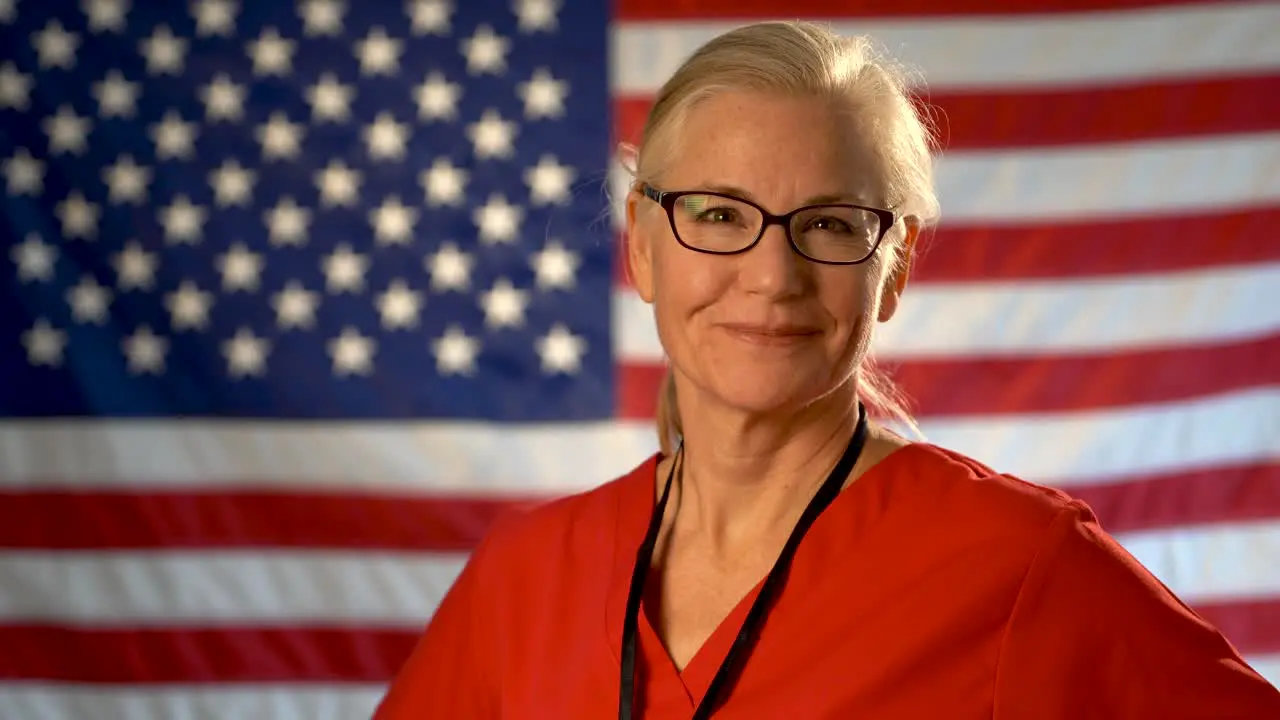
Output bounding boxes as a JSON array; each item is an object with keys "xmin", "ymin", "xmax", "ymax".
[
  {"xmin": 913, "ymin": 388, "xmax": 1280, "ymax": 487},
  {"xmin": 1117, "ymin": 521, "xmax": 1280, "ymax": 604},
  {"xmin": 0, "ymin": 552, "xmax": 463, "ymax": 624},
  {"xmin": 932, "ymin": 134, "xmax": 1280, "ymax": 223},
  {"xmin": 0, "ymin": 522, "xmax": 1275, "ymax": 623},
  {"xmin": 613, "ymin": 3, "xmax": 1280, "ymax": 93},
  {"xmin": 608, "ymin": 133, "xmax": 1280, "ymax": 229},
  {"xmin": 614, "ymin": 262, "xmax": 1280, "ymax": 361},
  {"xmin": 0, "ymin": 418, "xmax": 659, "ymax": 494},
  {"xmin": 1248, "ymin": 655, "xmax": 1280, "ymax": 689},
  {"xmin": 0, "ymin": 390, "xmax": 1276, "ymax": 490},
  {"xmin": 0, "ymin": 684, "xmax": 384, "ymax": 720}
]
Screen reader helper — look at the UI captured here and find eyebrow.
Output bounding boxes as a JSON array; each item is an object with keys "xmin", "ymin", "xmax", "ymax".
[{"xmin": 696, "ymin": 183, "xmax": 865, "ymax": 206}]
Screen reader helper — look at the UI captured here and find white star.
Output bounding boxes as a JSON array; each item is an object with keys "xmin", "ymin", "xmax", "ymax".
[
  {"xmin": 67, "ymin": 274, "xmax": 112, "ymax": 324},
  {"xmin": 150, "ymin": 110, "xmax": 198, "ymax": 160},
  {"xmin": 432, "ymin": 324, "xmax": 479, "ymax": 376},
  {"xmin": 83, "ymin": 0, "xmax": 130, "ymax": 33},
  {"xmin": 33, "ymin": 20, "xmax": 80, "ymax": 70},
  {"xmin": 209, "ymin": 158, "xmax": 255, "ymax": 207},
  {"xmin": 322, "ymin": 243, "xmax": 368, "ymax": 293},
  {"xmin": 102, "ymin": 154, "xmax": 150, "ymax": 204},
  {"xmin": 376, "ymin": 279, "xmax": 423, "ymax": 330},
  {"xmin": 524, "ymin": 154, "xmax": 575, "ymax": 205},
  {"xmin": 413, "ymin": 71, "xmax": 461, "ymax": 121},
  {"xmin": 408, "ymin": 0, "xmax": 451, "ymax": 35},
  {"xmin": 11, "ymin": 233, "xmax": 58, "ymax": 282},
  {"xmin": 370, "ymin": 195, "xmax": 418, "ymax": 245},
  {"xmin": 247, "ymin": 27, "xmax": 295, "ymax": 76},
  {"xmin": 460, "ymin": 24, "xmax": 509, "ymax": 75},
  {"xmin": 479, "ymin": 277, "xmax": 529, "ymax": 329},
  {"xmin": 165, "ymin": 279, "xmax": 214, "ymax": 330},
  {"xmin": 112, "ymin": 240, "xmax": 158, "ymax": 291},
  {"xmin": 363, "ymin": 112, "xmax": 409, "ymax": 161},
  {"xmin": 513, "ymin": 0, "xmax": 559, "ymax": 32},
  {"xmin": 299, "ymin": 0, "xmax": 344, "ymax": 37},
  {"xmin": 315, "ymin": 158, "xmax": 361, "ymax": 207},
  {"xmin": 306, "ymin": 73, "xmax": 354, "ymax": 123},
  {"xmin": 327, "ymin": 326, "xmax": 375, "ymax": 376},
  {"xmin": 122, "ymin": 325, "xmax": 167, "ymax": 374},
  {"xmin": 200, "ymin": 73, "xmax": 246, "ymax": 122},
  {"xmin": 0, "ymin": 62, "xmax": 32, "ymax": 110},
  {"xmin": 426, "ymin": 241, "xmax": 472, "ymax": 292},
  {"xmin": 517, "ymin": 67, "xmax": 568, "ymax": 119},
  {"xmin": 159, "ymin": 195, "xmax": 206, "ymax": 244},
  {"xmin": 264, "ymin": 196, "xmax": 310, "ymax": 246},
  {"xmin": 223, "ymin": 327, "xmax": 270, "ymax": 378},
  {"xmin": 3, "ymin": 148, "xmax": 44, "ymax": 196},
  {"xmin": 272, "ymin": 280, "xmax": 320, "ymax": 329},
  {"xmin": 22, "ymin": 318, "xmax": 67, "ymax": 368},
  {"xmin": 420, "ymin": 157, "xmax": 468, "ymax": 207},
  {"xmin": 92, "ymin": 69, "xmax": 139, "ymax": 118},
  {"xmin": 216, "ymin": 242, "xmax": 263, "ymax": 292},
  {"xmin": 355, "ymin": 27, "xmax": 402, "ymax": 76},
  {"xmin": 140, "ymin": 25, "xmax": 187, "ymax": 75},
  {"xmin": 472, "ymin": 194, "xmax": 523, "ymax": 244},
  {"xmin": 191, "ymin": 0, "xmax": 237, "ymax": 37},
  {"xmin": 536, "ymin": 323, "xmax": 586, "ymax": 374},
  {"xmin": 531, "ymin": 240, "xmax": 578, "ymax": 290},
  {"xmin": 56, "ymin": 191, "xmax": 100, "ymax": 240},
  {"xmin": 466, "ymin": 109, "xmax": 517, "ymax": 160},
  {"xmin": 256, "ymin": 112, "xmax": 304, "ymax": 160},
  {"xmin": 43, "ymin": 105, "xmax": 92, "ymax": 156}
]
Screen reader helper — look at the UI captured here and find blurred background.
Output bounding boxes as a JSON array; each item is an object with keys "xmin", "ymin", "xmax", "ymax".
[{"xmin": 0, "ymin": 0, "xmax": 1277, "ymax": 718}]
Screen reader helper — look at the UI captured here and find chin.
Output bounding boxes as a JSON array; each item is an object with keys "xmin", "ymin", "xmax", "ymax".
[{"xmin": 702, "ymin": 366, "xmax": 836, "ymax": 417}]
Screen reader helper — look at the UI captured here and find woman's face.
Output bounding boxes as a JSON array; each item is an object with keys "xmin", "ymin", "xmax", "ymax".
[{"xmin": 627, "ymin": 90, "xmax": 914, "ymax": 419}]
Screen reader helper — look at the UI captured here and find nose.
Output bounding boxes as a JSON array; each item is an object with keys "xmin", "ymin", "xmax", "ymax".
[{"xmin": 736, "ymin": 223, "xmax": 808, "ymax": 299}]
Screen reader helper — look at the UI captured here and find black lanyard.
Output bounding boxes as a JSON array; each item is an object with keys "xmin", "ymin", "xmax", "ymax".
[{"xmin": 618, "ymin": 404, "xmax": 869, "ymax": 719}]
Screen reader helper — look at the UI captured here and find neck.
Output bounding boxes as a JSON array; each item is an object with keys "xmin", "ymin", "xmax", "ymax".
[{"xmin": 668, "ymin": 379, "xmax": 861, "ymax": 556}]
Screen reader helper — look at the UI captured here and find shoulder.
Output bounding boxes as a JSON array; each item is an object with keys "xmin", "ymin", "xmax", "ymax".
[
  {"xmin": 874, "ymin": 441, "xmax": 1081, "ymax": 551},
  {"xmin": 472, "ymin": 452, "xmax": 658, "ymax": 567}
]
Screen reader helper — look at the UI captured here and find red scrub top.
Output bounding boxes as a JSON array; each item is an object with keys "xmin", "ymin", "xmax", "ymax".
[{"xmin": 374, "ymin": 443, "xmax": 1280, "ymax": 719}]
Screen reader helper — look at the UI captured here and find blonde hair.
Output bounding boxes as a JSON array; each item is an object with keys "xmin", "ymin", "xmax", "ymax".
[{"xmin": 626, "ymin": 21, "xmax": 942, "ymax": 455}]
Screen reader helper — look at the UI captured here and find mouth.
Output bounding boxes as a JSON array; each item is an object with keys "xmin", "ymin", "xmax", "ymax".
[{"xmin": 718, "ymin": 322, "xmax": 822, "ymax": 346}]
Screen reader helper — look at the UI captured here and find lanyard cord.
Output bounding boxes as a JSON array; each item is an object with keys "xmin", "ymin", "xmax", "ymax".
[{"xmin": 619, "ymin": 404, "xmax": 869, "ymax": 719}]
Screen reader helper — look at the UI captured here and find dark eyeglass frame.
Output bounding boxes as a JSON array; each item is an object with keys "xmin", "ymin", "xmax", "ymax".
[{"xmin": 639, "ymin": 183, "xmax": 898, "ymax": 266}]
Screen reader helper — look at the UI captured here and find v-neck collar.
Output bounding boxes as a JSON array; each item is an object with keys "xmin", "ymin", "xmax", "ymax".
[{"xmin": 603, "ymin": 444, "xmax": 925, "ymax": 711}]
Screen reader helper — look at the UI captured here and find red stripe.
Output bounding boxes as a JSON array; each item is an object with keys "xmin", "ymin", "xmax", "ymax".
[
  {"xmin": 1068, "ymin": 462, "xmax": 1280, "ymax": 534},
  {"xmin": 613, "ymin": 206, "xmax": 1280, "ymax": 286},
  {"xmin": 2, "ymin": 597, "xmax": 1277, "ymax": 682},
  {"xmin": 0, "ymin": 491, "xmax": 543, "ymax": 551},
  {"xmin": 0, "ymin": 624, "xmax": 416, "ymax": 682},
  {"xmin": 1195, "ymin": 599, "xmax": 1280, "ymax": 657},
  {"xmin": 618, "ymin": 333, "xmax": 1280, "ymax": 419},
  {"xmin": 2, "ymin": 459, "xmax": 1276, "ymax": 552},
  {"xmin": 616, "ymin": 0, "xmax": 1213, "ymax": 20},
  {"xmin": 910, "ymin": 206, "xmax": 1280, "ymax": 283},
  {"xmin": 614, "ymin": 76, "xmax": 1280, "ymax": 151}
]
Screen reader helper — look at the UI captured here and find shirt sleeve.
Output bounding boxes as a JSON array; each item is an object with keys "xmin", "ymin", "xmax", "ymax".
[
  {"xmin": 372, "ymin": 520, "xmax": 508, "ymax": 719},
  {"xmin": 993, "ymin": 500, "xmax": 1280, "ymax": 719}
]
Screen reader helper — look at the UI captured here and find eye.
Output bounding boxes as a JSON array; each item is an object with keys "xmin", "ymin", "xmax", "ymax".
[
  {"xmin": 697, "ymin": 207, "xmax": 740, "ymax": 223},
  {"xmin": 806, "ymin": 216, "xmax": 854, "ymax": 234}
]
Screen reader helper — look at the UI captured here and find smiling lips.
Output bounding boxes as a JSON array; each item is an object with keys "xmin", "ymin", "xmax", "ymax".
[{"xmin": 718, "ymin": 322, "xmax": 822, "ymax": 346}]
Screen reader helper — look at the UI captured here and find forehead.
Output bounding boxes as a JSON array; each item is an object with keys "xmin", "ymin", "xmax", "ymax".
[{"xmin": 660, "ymin": 90, "xmax": 885, "ymax": 205}]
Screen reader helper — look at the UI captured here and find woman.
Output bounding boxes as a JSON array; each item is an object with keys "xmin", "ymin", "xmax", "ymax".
[{"xmin": 375, "ymin": 21, "xmax": 1280, "ymax": 719}]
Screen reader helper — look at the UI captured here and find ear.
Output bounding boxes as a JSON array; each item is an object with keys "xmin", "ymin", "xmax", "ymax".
[
  {"xmin": 626, "ymin": 188, "xmax": 657, "ymax": 304},
  {"xmin": 877, "ymin": 217, "xmax": 919, "ymax": 323}
]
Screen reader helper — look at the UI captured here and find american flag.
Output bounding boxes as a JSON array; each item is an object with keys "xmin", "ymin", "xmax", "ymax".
[{"xmin": 0, "ymin": 0, "xmax": 1276, "ymax": 717}]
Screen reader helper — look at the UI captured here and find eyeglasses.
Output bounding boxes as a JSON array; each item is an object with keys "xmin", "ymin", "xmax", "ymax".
[{"xmin": 639, "ymin": 183, "xmax": 896, "ymax": 266}]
